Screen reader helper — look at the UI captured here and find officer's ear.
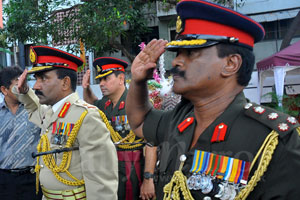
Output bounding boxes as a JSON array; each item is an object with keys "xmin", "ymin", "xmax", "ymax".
[
  {"xmin": 221, "ymin": 54, "xmax": 242, "ymax": 77},
  {"xmin": 62, "ymin": 76, "xmax": 71, "ymax": 91},
  {"xmin": 118, "ymin": 73, "xmax": 125, "ymax": 85}
]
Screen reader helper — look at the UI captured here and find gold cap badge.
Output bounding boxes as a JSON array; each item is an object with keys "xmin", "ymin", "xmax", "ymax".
[
  {"xmin": 176, "ymin": 16, "xmax": 183, "ymax": 33},
  {"xmin": 97, "ymin": 65, "xmax": 101, "ymax": 72},
  {"xmin": 30, "ymin": 48, "xmax": 36, "ymax": 63}
]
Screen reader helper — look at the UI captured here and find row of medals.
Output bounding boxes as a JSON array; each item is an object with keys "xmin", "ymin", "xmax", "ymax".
[
  {"xmin": 187, "ymin": 173, "xmax": 242, "ymax": 200},
  {"xmin": 111, "ymin": 119, "xmax": 131, "ymax": 133}
]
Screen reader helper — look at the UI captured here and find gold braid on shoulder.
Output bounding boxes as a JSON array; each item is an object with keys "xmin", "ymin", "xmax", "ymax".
[
  {"xmin": 98, "ymin": 110, "xmax": 144, "ymax": 149},
  {"xmin": 35, "ymin": 110, "xmax": 88, "ymax": 193},
  {"xmin": 235, "ymin": 130, "xmax": 279, "ymax": 199},
  {"xmin": 162, "ymin": 130, "xmax": 279, "ymax": 200}
]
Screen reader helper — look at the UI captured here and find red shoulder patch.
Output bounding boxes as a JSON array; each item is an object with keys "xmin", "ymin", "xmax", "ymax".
[
  {"xmin": 177, "ymin": 117, "xmax": 194, "ymax": 132},
  {"xmin": 105, "ymin": 100, "xmax": 111, "ymax": 110},
  {"xmin": 211, "ymin": 123, "xmax": 227, "ymax": 143},
  {"xmin": 119, "ymin": 101, "xmax": 125, "ymax": 110},
  {"xmin": 58, "ymin": 102, "xmax": 71, "ymax": 118}
]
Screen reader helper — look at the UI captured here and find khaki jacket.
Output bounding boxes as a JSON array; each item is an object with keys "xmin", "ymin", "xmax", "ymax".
[{"xmin": 14, "ymin": 88, "xmax": 118, "ymax": 200}]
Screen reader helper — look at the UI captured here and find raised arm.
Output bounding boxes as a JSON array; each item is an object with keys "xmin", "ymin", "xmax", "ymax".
[
  {"xmin": 126, "ymin": 39, "xmax": 168, "ymax": 138},
  {"xmin": 82, "ymin": 69, "xmax": 98, "ymax": 104},
  {"xmin": 17, "ymin": 68, "xmax": 29, "ymax": 94},
  {"xmin": 13, "ymin": 69, "xmax": 47, "ymax": 126}
]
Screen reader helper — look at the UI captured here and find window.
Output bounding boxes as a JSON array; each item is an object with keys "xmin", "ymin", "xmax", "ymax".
[{"xmin": 261, "ymin": 18, "xmax": 300, "ymax": 41}]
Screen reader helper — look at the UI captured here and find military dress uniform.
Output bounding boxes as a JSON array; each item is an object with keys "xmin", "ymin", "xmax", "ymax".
[
  {"xmin": 144, "ymin": 93, "xmax": 300, "ymax": 199},
  {"xmin": 14, "ymin": 46, "xmax": 118, "ymax": 200},
  {"xmin": 141, "ymin": 0, "xmax": 300, "ymax": 199},
  {"xmin": 93, "ymin": 57, "xmax": 145, "ymax": 200}
]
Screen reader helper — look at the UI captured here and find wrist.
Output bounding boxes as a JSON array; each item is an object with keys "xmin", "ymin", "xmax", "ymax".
[{"xmin": 143, "ymin": 172, "xmax": 154, "ymax": 180}]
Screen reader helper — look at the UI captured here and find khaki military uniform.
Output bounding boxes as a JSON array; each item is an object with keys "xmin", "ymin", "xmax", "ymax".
[
  {"xmin": 143, "ymin": 92, "xmax": 300, "ymax": 199},
  {"xmin": 14, "ymin": 88, "xmax": 118, "ymax": 200}
]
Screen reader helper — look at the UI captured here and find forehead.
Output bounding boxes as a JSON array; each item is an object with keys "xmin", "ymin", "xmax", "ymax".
[
  {"xmin": 34, "ymin": 70, "xmax": 57, "ymax": 78},
  {"xmin": 99, "ymin": 73, "xmax": 117, "ymax": 81},
  {"xmin": 177, "ymin": 45, "xmax": 218, "ymax": 54}
]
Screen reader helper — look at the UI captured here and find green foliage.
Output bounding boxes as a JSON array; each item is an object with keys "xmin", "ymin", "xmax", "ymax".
[
  {"xmin": 3, "ymin": 0, "xmax": 151, "ymax": 61},
  {"xmin": 2, "ymin": 0, "xmax": 241, "ymax": 61},
  {"xmin": 0, "ymin": 30, "xmax": 8, "ymax": 48},
  {"xmin": 263, "ymin": 92, "xmax": 300, "ymax": 117}
]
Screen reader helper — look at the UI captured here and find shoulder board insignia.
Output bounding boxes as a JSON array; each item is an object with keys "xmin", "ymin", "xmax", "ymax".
[
  {"xmin": 268, "ymin": 112, "xmax": 279, "ymax": 120},
  {"xmin": 287, "ymin": 116, "xmax": 297, "ymax": 125},
  {"xmin": 119, "ymin": 101, "xmax": 125, "ymax": 110},
  {"xmin": 58, "ymin": 102, "xmax": 71, "ymax": 118},
  {"xmin": 105, "ymin": 100, "xmax": 111, "ymax": 110},
  {"xmin": 245, "ymin": 103, "xmax": 300, "ymax": 137},
  {"xmin": 82, "ymin": 103, "xmax": 97, "ymax": 109},
  {"xmin": 211, "ymin": 123, "xmax": 227, "ymax": 143},
  {"xmin": 278, "ymin": 123, "xmax": 289, "ymax": 131},
  {"xmin": 178, "ymin": 117, "xmax": 194, "ymax": 133}
]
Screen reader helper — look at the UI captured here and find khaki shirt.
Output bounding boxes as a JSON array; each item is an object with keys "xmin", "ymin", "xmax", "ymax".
[{"xmin": 14, "ymin": 88, "xmax": 118, "ymax": 200}]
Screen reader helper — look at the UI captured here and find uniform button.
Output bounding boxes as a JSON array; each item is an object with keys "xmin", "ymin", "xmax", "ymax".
[
  {"xmin": 180, "ymin": 154, "xmax": 187, "ymax": 162},
  {"xmin": 203, "ymin": 196, "xmax": 212, "ymax": 200},
  {"xmin": 244, "ymin": 103, "xmax": 253, "ymax": 109},
  {"xmin": 156, "ymin": 160, "xmax": 160, "ymax": 166}
]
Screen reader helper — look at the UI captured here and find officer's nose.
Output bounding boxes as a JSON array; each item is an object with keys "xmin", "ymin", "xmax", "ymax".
[
  {"xmin": 171, "ymin": 52, "xmax": 184, "ymax": 68},
  {"xmin": 33, "ymin": 79, "xmax": 42, "ymax": 91},
  {"xmin": 99, "ymin": 79, "xmax": 106, "ymax": 87}
]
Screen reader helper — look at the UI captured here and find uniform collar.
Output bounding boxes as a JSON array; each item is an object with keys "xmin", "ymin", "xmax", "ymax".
[{"xmin": 52, "ymin": 93, "xmax": 74, "ymax": 113}]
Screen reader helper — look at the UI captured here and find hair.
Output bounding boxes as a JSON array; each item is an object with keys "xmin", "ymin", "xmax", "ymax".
[
  {"xmin": 55, "ymin": 68, "xmax": 77, "ymax": 92},
  {"xmin": 216, "ymin": 43, "xmax": 255, "ymax": 86},
  {"xmin": 0, "ymin": 66, "xmax": 23, "ymax": 88},
  {"xmin": 113, "ymin": 70, "xmax": 126, "ymax": 85}
]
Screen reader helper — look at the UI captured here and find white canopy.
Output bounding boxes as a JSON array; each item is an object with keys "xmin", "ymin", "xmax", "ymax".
[{"xmin": 256, "ymin": 40, "xmax": 300, "ymax": 106}]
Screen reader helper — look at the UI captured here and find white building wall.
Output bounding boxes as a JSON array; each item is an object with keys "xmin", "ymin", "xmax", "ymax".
[{"xmin": 235, "ymin": 0, "xmax": 300, "ymax": 14}]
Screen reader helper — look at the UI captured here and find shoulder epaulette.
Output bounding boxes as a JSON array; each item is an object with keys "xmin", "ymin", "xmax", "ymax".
[
  {"xmin": 244, "ymin": 102, "xmax": 300, "ymax": 138},
  {"xmin": 74, "ymin": 100, "xmax": 98, "ymax": 110}
]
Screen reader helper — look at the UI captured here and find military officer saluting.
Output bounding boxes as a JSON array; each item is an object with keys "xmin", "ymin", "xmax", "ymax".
[
  {"xmin": 126, "ymin": 0, "xmax": 300, "ymax": 199},
  {"xmin": 14, "ymin": 46, "xmax": 118, "ymax": 200},
  {"xmin": 82, "ymin": 57, "xmax": 145, "ymax": 200}
]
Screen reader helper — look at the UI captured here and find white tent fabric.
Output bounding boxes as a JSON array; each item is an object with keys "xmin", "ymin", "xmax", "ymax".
[
  {"xmin": 256, "ymin": 40, "xmax": 300, "ymax": 105},
  {"xmin": 257, "ymin": 65, "xmax": 300, "ymax": 105}
]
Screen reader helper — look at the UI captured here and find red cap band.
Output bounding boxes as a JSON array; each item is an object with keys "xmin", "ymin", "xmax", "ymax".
[
  {"xmin": 37, "ymin": 55, "xmax": 78, "ymax": 71},
  {"xmin": 101, "ymin": 64, "xmax": 125, "ymax": 72},
  {"xmin": 182, "ymin": 19, "xmax": 254, "ymax": 47}
]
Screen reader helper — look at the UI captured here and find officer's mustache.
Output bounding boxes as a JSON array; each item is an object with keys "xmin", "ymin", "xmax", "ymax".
[
  {"xmin": 35, "ymin": 90, "xmax": 44, "ymax": 96},
  {"xmin": 170, "ymin": 66, "xmax": 185, "ymax": 78}
]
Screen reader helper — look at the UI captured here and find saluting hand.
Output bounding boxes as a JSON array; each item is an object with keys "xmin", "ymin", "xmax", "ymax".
[
  {"xmin": 82, "ymin": 69, "xmax": 90, "ymax": 89},
  {"xmin": 131, "ymin": 39, "xmax": 168, "ymax": 83},
  {"xmin": 17, "ymin": 69, "xmax": 29, "ymax": 94}
]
